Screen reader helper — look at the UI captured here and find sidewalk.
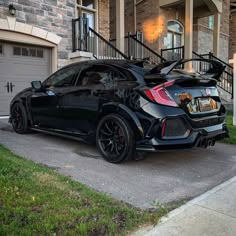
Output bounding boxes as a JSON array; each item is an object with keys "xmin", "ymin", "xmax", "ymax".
[{"xmin": 134, "ymin": 176, "xmax": 236, "ymax": 236}]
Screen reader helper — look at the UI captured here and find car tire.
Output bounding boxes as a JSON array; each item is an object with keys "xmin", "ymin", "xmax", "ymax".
[
  {"xmin": 96, "ymin": 113, "xmax": 135, "ymax": 163},
  {"xmin": 11, "ymin": 103, "xmax": 30, "ymax": 134}
]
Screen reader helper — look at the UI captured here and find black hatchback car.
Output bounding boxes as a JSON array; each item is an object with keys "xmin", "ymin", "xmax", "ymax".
[{"xmin": 9, "ymin": 59, "xmax": 228, "ymax": 163}]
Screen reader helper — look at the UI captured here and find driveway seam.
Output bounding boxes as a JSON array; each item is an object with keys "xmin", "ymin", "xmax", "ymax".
[{"xmin": 194, "ymin": 204, "xmax": 236, "ymax": 219}]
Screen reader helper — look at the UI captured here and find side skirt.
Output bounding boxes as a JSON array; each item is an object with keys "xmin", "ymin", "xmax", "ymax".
[{"xmin": 31, "ymin": 127, "xmax": 91, "ymax": 144}]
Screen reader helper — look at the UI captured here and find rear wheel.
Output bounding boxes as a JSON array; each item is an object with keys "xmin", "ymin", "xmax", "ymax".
[
  {"xmin": 96, "ymin": 114, "xmax": 135, "ymax": 163},
  {"xmin": 11, "ymin": 103, "xmax": 29, "ymax": 134}
]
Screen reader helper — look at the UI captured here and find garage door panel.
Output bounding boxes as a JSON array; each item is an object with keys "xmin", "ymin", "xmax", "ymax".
[
  {"xmin": 0, "ymin": 82, "xmax": 10, "ymax": 93},
  {"xmin": 0, "ymin": 42, "xmax": 51, "ymax": 116},
  {"xmin": 0, "ymin": 97, "xmax": 12, "ymax": 115},
  {"xmin": 0, "ymin": 82, "xmax": 12, "ymax": 116},
  {"xmin": 10, "ymin": 81, "xmax": 33, "ymax": 95}
]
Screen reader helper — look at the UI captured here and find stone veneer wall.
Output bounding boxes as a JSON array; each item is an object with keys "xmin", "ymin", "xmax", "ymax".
[{"xmin": 0, "ymin": 0, "xmax": 109, "ymax": 68}]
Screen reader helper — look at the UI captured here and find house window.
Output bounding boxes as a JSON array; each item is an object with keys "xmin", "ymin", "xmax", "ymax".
[
  {"xmin": 77, "ymin": 0, "xmax": 96, "ymax": 30},
  {"xmin": 0, "ymin": 45, "xmax": 3, "ymax": 54},
  {"xmin": 209, "ymin": 15, "xmax": 214, "ymax": 30},
  {"xmin": 167, "ymin": 20, "xmax": 184, "ymax": 49}
]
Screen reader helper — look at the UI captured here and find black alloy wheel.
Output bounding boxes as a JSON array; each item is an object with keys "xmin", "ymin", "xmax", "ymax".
[
  {"xmin": 11, "ymin": 103, "xmax": 29, "ymax": 134},
  {"xmin": 96, "ymin": 114, "xmax": 135, "ymax": 163}
]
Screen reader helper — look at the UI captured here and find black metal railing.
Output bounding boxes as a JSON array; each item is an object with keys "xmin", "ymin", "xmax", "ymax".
[
  {"xmin": 192, "ymin": 51, "xmax": 213, "ymax": 73},
  {"xmin": 193, "ymin": 51, "xmax": 233, "ymax": 98},
  {"xmin": 72, "ymin": 17, "xmax": 128, "ymax": 60},
  {"xmin": 110, "ymin": 32, "xmax": 165, "ymax": 64},
  {"xmin": 128, "ymin": 33, "xmax": 166, "ymax": 64},
  {"xmin": 72, "ymin": 17, "xmax": 89, "ymax": 52},
  {"xmin": 161, "ymin": 46, "xmax": 184, "ymax": 61},
  {"xmin": 110, "ymin": 32, "xmax": 142, "ymax": 59}
]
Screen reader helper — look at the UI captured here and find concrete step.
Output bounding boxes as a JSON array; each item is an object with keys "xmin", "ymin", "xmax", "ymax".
[{"xmin": 223, "ymin": 102, "xmax": 233, "ymax": 111}]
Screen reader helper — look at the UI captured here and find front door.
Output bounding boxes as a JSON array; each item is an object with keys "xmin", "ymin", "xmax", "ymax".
[{"xmin": 30, "ymin": 65, "xmax": 80, "ymax": 129}]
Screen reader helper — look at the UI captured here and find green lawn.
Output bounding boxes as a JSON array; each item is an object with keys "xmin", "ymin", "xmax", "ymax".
[
  {"xmin": 0, "ymin": 145, "xmax": 169, "ymax": 236},
  {"xmin": 222, "ymin": 112, "xmax": 236, "ymax": 145}
]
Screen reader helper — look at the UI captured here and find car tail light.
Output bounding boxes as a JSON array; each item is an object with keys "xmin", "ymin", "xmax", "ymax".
[{"xmin": 144, "ymin": 81, "xmax": 178, "ymax": 107}]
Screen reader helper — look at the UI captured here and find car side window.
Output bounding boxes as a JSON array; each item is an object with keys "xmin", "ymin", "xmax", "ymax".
[
  {"xmin": 45, "ymin": 66, "xmax": 81, "ymax": 88},
  {"xmin": 76, "ymin": 65, "xmax": 126, "ymax": 87}
]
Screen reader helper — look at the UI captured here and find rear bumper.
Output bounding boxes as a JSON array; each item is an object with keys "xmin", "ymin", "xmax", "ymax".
[{"xmin": 136, "ymin": 122, "xmax": 228, "ymax": 152}]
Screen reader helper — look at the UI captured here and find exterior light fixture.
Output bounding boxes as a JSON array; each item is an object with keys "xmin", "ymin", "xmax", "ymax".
[{"xmin": 9, "ymin": 4, "xmax": 16, "ymax": 16}]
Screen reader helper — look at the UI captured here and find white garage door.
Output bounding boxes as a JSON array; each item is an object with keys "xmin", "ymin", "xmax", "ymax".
[{"xmin": 0, "ymin": 42, "xmax": 51, "ymax": 116}]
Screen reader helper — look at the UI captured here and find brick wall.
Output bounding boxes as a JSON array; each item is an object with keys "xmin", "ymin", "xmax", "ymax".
[
  {"xmin": 0, "ymin": 0, "xmax": 110, "ymax": 68},
  {"xmin": 159, "ymin": 7, "xmax": 185, "ymax": 48},
  {"xmin": 198, "ymin": 0, "xmax": 230, "ymax": 35},
  {"xmin": 109, "ymin": 0, "xmax": 115, "ymax": 40},
  {"xmin": 195, "ymin": 0, "xmax": 230, "ymax": 61},
  {"xmin": 135, "ymin": 0, "xmax": 160, "ymax": 52},
  {"xmin": 109, "ymin": 0, "xmax": 134, "ymax": 40},
  {"xmin": 110, "ymin": 0, "xmax": 230, "ymax": 61},
  {"xmin": 98, "ymin": 0, "xmax": 110, "ymax": 40},
  {"xmin": 229, "ymin": 13, "xmax": 236, "ymax": 58}
]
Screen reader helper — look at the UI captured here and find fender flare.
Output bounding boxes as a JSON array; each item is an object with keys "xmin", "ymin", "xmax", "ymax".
[{"xmin": 99, "ymin": 103, "xmax": 144, "ymax": 138}]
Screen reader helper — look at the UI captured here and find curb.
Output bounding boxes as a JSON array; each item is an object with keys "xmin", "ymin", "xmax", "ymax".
[{"xmin": 133, "ymin": 176, "xmax": 236, "ymax": 236}]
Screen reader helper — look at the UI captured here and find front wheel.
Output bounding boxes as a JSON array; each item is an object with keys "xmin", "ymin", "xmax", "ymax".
[
  {"xmin": 11, "ymin": 103, "xmax": 29, "ymax": 134},
  {"xmin": 96, "ymin": 114, "xmax": 135, "ymax": 163}
]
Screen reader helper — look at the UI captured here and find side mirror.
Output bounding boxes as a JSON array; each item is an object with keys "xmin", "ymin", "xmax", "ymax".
[{"xmin": 31, "ymin": 81, "xmax": 42, "ymax": 90}]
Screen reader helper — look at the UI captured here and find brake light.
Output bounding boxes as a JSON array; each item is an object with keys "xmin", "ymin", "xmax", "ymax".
[{"xmin": 144, "ymin": 81, "xmax": 178, "ymax": 107}]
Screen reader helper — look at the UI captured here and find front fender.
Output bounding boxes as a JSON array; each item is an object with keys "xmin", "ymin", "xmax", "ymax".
[{"xmin": 10, "ymin": 96, "xmax": 33, "ymax": 126}]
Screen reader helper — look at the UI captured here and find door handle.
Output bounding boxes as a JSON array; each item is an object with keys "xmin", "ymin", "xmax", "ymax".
[
  {"xmin": 10, "ymin": 83, "xmax": 15, "ymax": 93},
  {"xmin": 5, "ymin": 83, "xmax": 9, "ymax": 93}
]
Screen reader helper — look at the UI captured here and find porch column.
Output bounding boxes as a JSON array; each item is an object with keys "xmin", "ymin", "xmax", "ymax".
[
  {"xmin": 116, "ymin": 0, "xmax": 125, "ymax": 53},
  {"xmin": 213, "ymin": 12, "xmax": 221, "ymax": 57},
  {"xmin": 184, "ymin": 0, "xmax": 193, "ymax": 71}
]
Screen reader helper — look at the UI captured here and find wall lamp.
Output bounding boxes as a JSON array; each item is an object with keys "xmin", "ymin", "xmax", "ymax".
[{"xmin": 9, "ymin": 4, "xmax": 16, "ymax": 16}]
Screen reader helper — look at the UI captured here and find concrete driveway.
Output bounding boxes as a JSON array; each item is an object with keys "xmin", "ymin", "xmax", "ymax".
[{"xmin": 1, "ymin": 118, "xmax": 236, "ymax": 209}]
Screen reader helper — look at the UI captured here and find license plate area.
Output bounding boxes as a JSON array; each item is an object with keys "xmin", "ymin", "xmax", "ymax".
[
  {"xmin": 199, "ymin": 98, "xmax": 214, "ymax": 112},
  {"xmin": 187, "ymin": 98, "xmax": 218, "ymax": 113}
]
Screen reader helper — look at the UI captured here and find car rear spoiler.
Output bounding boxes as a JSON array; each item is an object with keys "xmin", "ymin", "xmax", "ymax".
[{"xmin": 145, "ymin": 59, "xmax": 225, "ymax": 81}]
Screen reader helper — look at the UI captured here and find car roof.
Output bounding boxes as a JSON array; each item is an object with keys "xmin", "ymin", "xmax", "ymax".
[{"xmin": 65, "ymin": 59, "xmax": 144, "ymax": 70}]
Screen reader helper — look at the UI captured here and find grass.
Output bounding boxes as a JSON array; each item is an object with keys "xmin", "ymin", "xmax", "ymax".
[
  {"xmin": 222, "ymin": 112, "xmax": 236, "ymax": 145},
  {"xmin": 0, "ymin": 145, "xmax": 169, "ymax": 236}
]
